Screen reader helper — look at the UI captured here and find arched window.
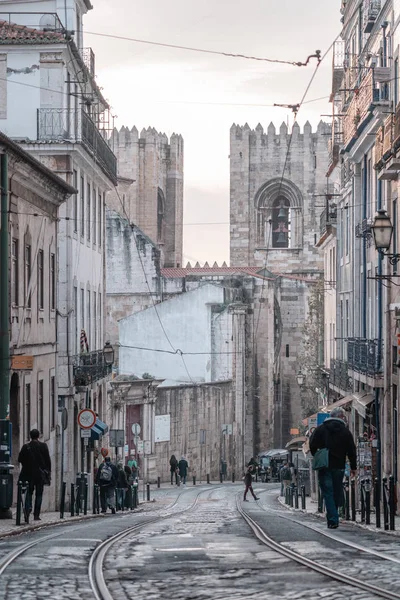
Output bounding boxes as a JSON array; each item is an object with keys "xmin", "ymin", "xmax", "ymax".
[
  {"xmin": 157, "ymin": 189, "xmax": 165, "ymax": 243},
  {"xmin": 255, "ymin": 178, "xmax": 303, "ymax": 249}
]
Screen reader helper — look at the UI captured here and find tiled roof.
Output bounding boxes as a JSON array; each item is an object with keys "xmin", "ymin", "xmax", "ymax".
[
  {"xmin": 0, "ymin": 21, "xmax": 65, "ymax": 44},
  {"xmin": 161, "ymin": 266, "xmax": 263, "ymax": 278}
]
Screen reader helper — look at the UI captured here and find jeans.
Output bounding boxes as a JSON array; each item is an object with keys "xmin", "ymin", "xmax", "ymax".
[
  {"xmin": 180, "ymin": 474, "xmax": 186, "ymax": 484},
  {"xmin": 318, "ymin": 469, "xmax": 345, "ymax": 526},
  {"xmin": 100, "ymin": 485, "xmax": 116, "ymax": 512},
  {"xmin": 25, "ymin": 481, "xmax": 44, "ymax": 518},
  {"xmin": 171, "ymin": 471, "xmax": 178, "ymax": 485}
]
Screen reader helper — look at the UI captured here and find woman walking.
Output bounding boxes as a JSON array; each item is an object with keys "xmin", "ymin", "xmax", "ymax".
[
  {"xmin": 170, "ymin": 454, "xmax": 178, "ymax": 485},
  {"xmin": 243, "ymin": 465, "xmax": 259, "ymax": 502}
]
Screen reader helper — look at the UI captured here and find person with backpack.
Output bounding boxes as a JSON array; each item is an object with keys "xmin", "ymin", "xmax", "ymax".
[
  {"xmin": 280, "ymin": 462, "xmax": 292, "ymax": 496},
  {"xmin": 170, "ymin": 454, "xmax": 178, "ymax": 485},
  {"xmin": 243, "ymin": 465, "xmax": 259, "ymax": 501},
  {"xmin": 18, "ymin": 428, "xmax": 51, "ymax": 522},
  {"xmin": 96, "ymin": 455, "xmax": 118, "ymax": 514}
]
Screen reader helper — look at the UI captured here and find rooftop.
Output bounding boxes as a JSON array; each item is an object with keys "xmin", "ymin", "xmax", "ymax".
[{"xmin": 0, "ymin": 20, "xmax": 65, "ymax": 44}]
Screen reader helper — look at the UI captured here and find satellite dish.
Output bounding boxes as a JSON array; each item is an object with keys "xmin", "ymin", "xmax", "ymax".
[{"xmin": 39, "ymin": 14, "xmax": 57, "ymax": 30}]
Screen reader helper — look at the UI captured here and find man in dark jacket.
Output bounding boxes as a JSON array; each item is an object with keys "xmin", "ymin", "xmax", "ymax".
[
  {"xmin": 178, "ymin": 456, "xmax": 188, "ymax": 485},
  {"xmin": 18, "ymin": 429, "xmax": 51, "ymax": 522},
  {"xmin": 95, "ymin": 456, "xmax": 118, "ymax": 514},
  {"xmin": 310, "ymin": 407, "xmax": 357, "ymax": 529}
]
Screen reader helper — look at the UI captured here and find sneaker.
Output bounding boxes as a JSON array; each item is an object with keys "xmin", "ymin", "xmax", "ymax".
[
  {"xmin": 328, "ymin": 523, "xmax": 338, "ymax": 529},
  {"xmin": 243, "ymin": 499, "xmax": 249, "ymax": 502},
  {"xmin": 254, "ymin": 497, "xmax": 260, "ymax": 501}
]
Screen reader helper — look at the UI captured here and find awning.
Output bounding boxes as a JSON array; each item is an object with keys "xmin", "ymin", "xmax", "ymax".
[
  {"xmin": 323, "ymin": 394, "xmax": 354, "ymax": 413},
  {"xmin": 90, "ymin": 418, "xmax": 108, "ymax": 441},
  {"xmin": 285, "ymin": 436, "xmax": 307, "ymax": 449},
  {"xmin": 352, "ymin": 393, "xmax": 374, "ymax": 419}
]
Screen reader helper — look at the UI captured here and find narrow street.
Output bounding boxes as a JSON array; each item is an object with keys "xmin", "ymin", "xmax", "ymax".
[{"xmin": 1, "ymin": 484, "xmax": 400, "ymax": 600}]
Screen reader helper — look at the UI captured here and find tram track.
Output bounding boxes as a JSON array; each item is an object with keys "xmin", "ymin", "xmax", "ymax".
[{"xmin": 238, "ymin": 492, "xmax": 400, "ymax": 600}]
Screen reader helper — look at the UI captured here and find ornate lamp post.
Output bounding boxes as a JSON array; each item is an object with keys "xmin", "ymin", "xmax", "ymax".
[
  {"xmin": 371, "ymin": 209, "xmax": 400, "ymax": 264},
  {"xmin": 103, "ymin": 341, "xmax": 115, "ymax": 366}
]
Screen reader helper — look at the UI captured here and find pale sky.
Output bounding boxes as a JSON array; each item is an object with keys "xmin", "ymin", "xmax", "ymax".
[{"xmin": 85, "ymin": 0, "xmax": 341, "ymax": 265}]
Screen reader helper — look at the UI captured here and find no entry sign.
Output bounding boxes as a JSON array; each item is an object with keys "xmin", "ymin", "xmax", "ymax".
[{"xmin": 77, "ymin": 408, "xmax": 96, "ymax": 429}]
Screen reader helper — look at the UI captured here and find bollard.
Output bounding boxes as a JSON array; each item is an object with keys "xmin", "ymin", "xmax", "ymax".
[
  {"xmin": 133, "ymin": 484, "xmax": 138, "ymax": 508},
  {"xmin": 383, "ymin": 477, "xmax": 389, "ymax": 531},
  {"xmin": 83, "ymin": 483, "xmax": 88, "ymax": 516},
  {"xmin": 374, "ymin": 477, "xmax": 381, "ymax": 529},
  {"xmin": 365, "ymin": 478, "xmax": 371, "ymax": 526},
  {"xmin": 70, "ymin": 483, "xmax": 75, "ymax": 517},
  {"xmin": 289, "ymin": 486, "xmax": 294, "ymax": 508},
  {"xmin": 92, "ymin": 484, "xmax": 98, "ymax": 515},
  {"xmin": 157, "ymin": 476, "xmax": 161, "ymax": 489},
  {"xmin": 220, "ymin": 472, "xmax": 223, "ymax": 484},
  {"xmin": 232, "ymin": 472, "xmax": 235, "ymax": 483},
  {"xmin": 344, "ymin": 477, "xmax": 350, "ymax": 521},
  {"xmin": 16, "ymin": 480, "xmax": 23, "ymax": 526},
  {"xmin": 193, "ymin": 476, "xmax": 196, "ymax": 486},
  {"xmin": 351, "ymin": 477, "xmax": 356, "ymax": 521},
  {"xmin": 360, "ymin": 479, "xmax": 365, "ymax": 523},
  {"xmin": 207, "ymin": 474, "xmax": 210, "ymax": 484},
  {"xmin": 60, "ymin": 481, "xmax": 66, "ymax": 519},
  {"xmin": 389, "ymin": 475, "xmax": 396, "ymax": 531},
  {"xmin": 285, "ymin": 486, "xmax": 289, "ymax": 505},
  {"xmin": 146, "ymin": 483, "xmax": 150, "ymax": 502},
  {"xmin": 301, "ymin": 485, "xmax": 306, "ymax": 510},
  {"xmin": 294, "ymin": 486, "xmax": 299, "ymax": 509}
]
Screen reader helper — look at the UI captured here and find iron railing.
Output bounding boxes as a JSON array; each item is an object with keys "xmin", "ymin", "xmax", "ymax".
[
  {"xmin": 81, "ymin": 48, "xmax": 95, "ymax": 77},
  {"xmin": 347, "ymin": 338, "xmax": 383, "ymax": 377},
  {"xmin": 363, "ymin": 0, "xmax": 381, "ymax": 33},
  {"xmin": 37, "ymin": 108, "xmax": 117, "ymax": 183},
  {"xmin": 72, "ymin": 350, "xmax": 112, "ymax": 387},
  {"xmin": 330, "ymin": 359, "xmax": 352, "ymax": 392},
  {"xmin": 319, "ymin": 207, "xmax": 337, "ymax": 236}
]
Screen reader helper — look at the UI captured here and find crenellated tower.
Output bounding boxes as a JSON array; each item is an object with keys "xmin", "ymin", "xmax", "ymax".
[
  {"xmin": 107, "ymin": 126, "xmax": 184, "ymax": 268},
  {"xmin": 230, "ymin": 120, "xmax": 330, "ymax": 271}
]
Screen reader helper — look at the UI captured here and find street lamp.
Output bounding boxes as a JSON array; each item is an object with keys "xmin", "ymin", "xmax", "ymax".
[
  {"xmin": 103, "ymin": 341, "xmax": 114, "ymax": 366},
  {"xmin": 297, "ymin": 370, "xmax": 305, "ymax": 386},
  {"xmin": 371, "ymin": 209, "xmax": 400, "ymax": 264}
]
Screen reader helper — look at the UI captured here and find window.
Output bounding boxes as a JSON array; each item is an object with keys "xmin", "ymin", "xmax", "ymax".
[
  {"xmin": 98, "ymin": 192, "xmax": 102, "ymax": 246},
  {"xmin": 50, "ymin": 253, "xmax": 56, "ymax": 310},
  {"xmin": 80, "ymin": 288, "xmax": 85, "ymax": 333},
  {"xmin": 50, "ymin": 375, "xmax": 55, "ymax": 430},
  {"xmin": 87, "ymin": 290, "xmax": 91, "ymax": 348},
  {"xmin": 80, "ymin": 176, "xmax": 85, "ymax": 237},
  {"xmin": 38, "ymin": 250, "xmax": 44, "ymax": 309},
  {"xmin": 395, "ymin": 59, "xmax": 399, "ymax": 107},
  {"xmin": 93, "ymin": 291, "xmax": 97, "ymax": 349},
  {"xmin": 73, "ymin": 169, "xmax": 78, "ymax": 232},
  {"xmin": 393, "ymin": 199, "xmax": 398, "ymax": 274},
  {"xmin": 25, "ymin": 383, "xmax": 31, "ymax": 441},
  {"xmin": 157, "ymin": 190, "xmax": 164, "ymax": 242},
  {"xmin": 38, "ymin": 379, "xmax": 43, "ymax": 434},
  {"xmin": 394, "ymin": 385, "xmax": 398, "ymax": 483},
  {"xmin": 345, "ymin": 206, "xmax": 350, "ymax": 256},
  {"xmin": 12, "ymin": 239, "xmax": 18, "ymax": 305},
  {"xmin": 99, "ymin": 291, "xmax": 102, "ymax": 344},
  {"xmin": 87, "ymin": 182, "xmax": 91, "ymax": 241},
  {"xmin": 346, "ymin": 299, "xmax": 349, "ymax": 338},
  {"xmin": 25, "ymin": 244, "xmax": 31, "ymax": 308},
  {"xmin": 74, "ymin": 286, "xmax": 78, "ymax": 354},
  {"xmin": 92, "ymin": 188, "xmax": 97, "ymax": 244}
]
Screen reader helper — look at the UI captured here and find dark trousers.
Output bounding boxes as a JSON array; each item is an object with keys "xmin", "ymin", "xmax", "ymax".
[
  {"xmin": 25, "ymin": 481, "xmax": 44, "ymax": 517},
  {"xmin": 244, "ymin": 483, "xmax": 257, "ymax": 500},
  {"xmin": 171, "ymin": 471, "xmax": 178, "ymax": 484},
  {"xmin": 100, "ymin": 485, "xmax": 116, "ymax": 512},
  {"xmin": 318, "ymin": 469, "xmax": 345, "ymax": 526}
]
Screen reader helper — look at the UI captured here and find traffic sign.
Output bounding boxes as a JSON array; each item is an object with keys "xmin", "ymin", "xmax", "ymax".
[
  {"xmin": 317, "ymin": 412, "xmax": 329, "ymax": 426},
  {"xmin": 144, "ymin": 440, "xmax": 151, "ymax": 455},
  {"xmin": 137, "ymin": 440, "xmax": 144, "ymax": 453},
  {"xmin": 81, "ymin": 429, "xmax": 91, "ymax": 438},
  {"xmin": 77, "ymin": 408, "xmax": 96, "ymax": 429},
  {"xmin": 131, "ymin": 423, "xmax": 141, "ymax": 436}
]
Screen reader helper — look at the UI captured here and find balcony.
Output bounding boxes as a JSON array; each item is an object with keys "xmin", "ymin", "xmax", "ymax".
[
  {"xmin": 319, "ymin": 206, "xmax": 337, "ymax": 237},
  {"xmin": 347, "ymin": 338, "xmax": 383, "ymax": 378},
  {"xmin": 330, "ymin": 359, "xmax": 351, "ymax": 392},
  {"xmin": 81, "ymin": 48, "xmax": 95, "ymax": 77},
  {"xmin": 355, "ymin": 218, "xmax": 373, "ymax": 245},
  {"xmin": 375, "ymin": 111, "xmax": 400, "ymax": 179},
  {"xmin": 37, "ymin": 108, "xmax": 117, "ymax": 184},
  {"xmin": 72, "ymin": 350, "xmax": 112, "ymax": 387},
  {"xmin": 363, "ymin": 0, "xmax": 381, "ymax": 33}
]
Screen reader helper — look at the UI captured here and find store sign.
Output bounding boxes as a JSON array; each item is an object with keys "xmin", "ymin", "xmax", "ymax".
[{"xmin": 11, "ymin": 355, "xmax": 33, "ymax": 370}]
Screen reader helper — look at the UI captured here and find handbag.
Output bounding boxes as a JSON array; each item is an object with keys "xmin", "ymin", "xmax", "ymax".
[
  {"xmin": 39, "ymin": 467, "xmax": 51, "ymax": 486},
  {"xmin": 312, "ymin": 447, "xmax": 329, "ymax": 471}
]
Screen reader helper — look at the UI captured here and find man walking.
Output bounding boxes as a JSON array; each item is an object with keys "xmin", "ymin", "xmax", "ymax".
[
  {"xmin": 18, "ymin": 429, "xmax": 51, "ymax": 522},
  {"xmin": 280, "ymin": 461, "xmax": 292, "ymax": 497},
  {"xmin": 178, "ymin": 456, "xmax": 188, "ymax": 485},
  {"xmin": 310, "ymin": 407, "xmax": 357, "ymax": 529},
  {"xmin": 96, "ymin": 454, "xmax": 118, "ymax": 514}
]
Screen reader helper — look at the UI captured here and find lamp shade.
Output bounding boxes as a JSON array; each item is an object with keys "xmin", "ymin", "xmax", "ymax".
[
  {"xmin": 103, "ymin": 341, "xmax": 114, "ymax": 366},
  {"xmin": 372, "ymin": 209, "xmax": 393, "ymax": 250},
  {"xmin": 297, "ymin": 371, "xmax": 304, "ymax": 386}
]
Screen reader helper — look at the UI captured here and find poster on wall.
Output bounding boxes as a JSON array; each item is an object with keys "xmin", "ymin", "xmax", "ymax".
[{"xmin": 155, "ymin": 414, "xmax": 171, "ymax": 442}]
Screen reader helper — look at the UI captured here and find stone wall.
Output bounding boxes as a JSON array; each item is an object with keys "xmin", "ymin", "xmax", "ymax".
[{"xmin": 154, "ymin": 382, "xmax": 239, "ymax": 482}]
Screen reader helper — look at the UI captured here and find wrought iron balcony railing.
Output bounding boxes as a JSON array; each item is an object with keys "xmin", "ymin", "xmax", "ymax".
[
  {"xmin": 72, "ymin": 350, "xmax": 112, "ymax": 387},
  {"xmin": 81, "ymin": 48, "xmax": 95, "ymax": 77},
  {"xmin": 319, "ymin": 207, "xmax": 337, "ymax": 237},
  {"xmin": 330, "ymin": 359, "xmax": 352, "ymax": 392},
  {"xmin": 347, "ymin": 338, "xmax": 383, "ymax": 377},
  {"xmin": 37, "ymin": 108, "xmax": 117, "ymax": 184},
  {"xmin": 363, "ymin": 0, "xmax": 381, "ymax": 33}
]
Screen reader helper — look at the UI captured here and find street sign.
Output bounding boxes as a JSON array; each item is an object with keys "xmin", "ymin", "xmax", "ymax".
[
  {"xmin": 77, "ymin": 408, "xmax": 96, "ymax": 429},
  {"xmin": 137, "ymin": 440, "xmax": 144, "ymax": 454},
  {"xmin": 308, "ymin": 416, "xmax": 317, "ymax": 429},
  {"xmin": 144, "ymin": 440, "xmax": 151, "ymax": 455},
  {"xmin": 81, "ymin": 429, "xmax": 91, "ymax": 438},
  {"xmin": 11, "ymin": 355, "xmax": 33, "ymax": 370},
  {"xmin": 109, "ymin": 429, "xmax": 125, "ymax": 447},
  {"xmin": 131, "ymin": 423, "xmax": 141, "ymax": 436},
  {"xmin": 221, "ymin": 424, "xmax": 232, "ymax": 435},
  {"xmin": 124, "ymin": 444, "xmax": 129, "ymax": 457},
  {"xmin": 317, "ymin": 412, "xmax": 329, "ymax": 426}
]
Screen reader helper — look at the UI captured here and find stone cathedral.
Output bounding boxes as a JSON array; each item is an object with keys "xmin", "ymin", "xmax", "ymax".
[{"xmin": 230, "ymin": 121, "xmax": 330, "ymax": 447}]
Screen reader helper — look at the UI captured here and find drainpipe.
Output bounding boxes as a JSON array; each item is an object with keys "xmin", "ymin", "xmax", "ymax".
[
  {"xmin": 362, "ymin": 155, "xmax": 367, "ymax": 339},
  {"xmin": 375, "ymin": 180, "xmax": 383, "ymax": 485},
  {"xmin": 0, "ymin": 153, "xmax": 9, "ymax": 419}
]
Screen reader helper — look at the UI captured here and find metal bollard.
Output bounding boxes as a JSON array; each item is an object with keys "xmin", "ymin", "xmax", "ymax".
[
  {"xmin": 360, "ymin": 479, "xmax": 365, "ymax": 523},
  {"xmin": 351, "ymin": 477, "xmax": 356, "ymax": 521},
  {"xmin": 220, "ymin": 472, "xmax": 223, "ymax": 484},
  {"xmin": 317, "ymin": 485, "xmax": 323, "ymax": 513},
  {"xmin": 383, "ymin": 477, "xmax": 389, "ymax": 531},
  {"xmin": 344, "ymin": 477, "xmax": 350, "ymax": 521},
  {"xmin": 301, "ymin": 485, "xmax": 306, "ymax": 510},
  {"xmin": 70, "ymin": 483, "xmax": 75, "ymax": 517},
  {"xmin": 207, "ymin": 474, "xmax": 210, "ymax": 484},
  {"xmin": 294, "ymin": 486, "xmax": 299, "ymax": 509},
  {"xmin": 389, "ymin": 475, "xmax": 396, "ymax": 531},
  {"xmin": 157, "ymin": 476, "xmax": 161, "ymax": 489},
  {"xmin": 146, "ymin": 483, "xmax": 150, "ymax": 502},
  {"xmin": 92, "ymin": 484, "xmax": 97, "ymax": 515},
  {"xmin": 83, "ymin": 483, "xmax": 88, "ymax": 516},
  {"xmin": 285, "ymin": 486, "xmax": 289, "ymax": 505},
  {"xmin": 193, "ymin": 476, "xmax": 196, "ymax": 486},
  {"xmin": 365, "ymin": 478, "xmax": 371, "ymax": 526},
  {"xmin": 232, "ymin": 472, "xmax": 235, "ymax": 483},
  {"xmin": 16, "ymin": 480, "xmax": 23, "ymax": 526},
  {"xmin": 374, "ymin": 477, "xmax": 381, "ymax": 528},
  {"xmin": 60, "ymin": 482, "xmax": 66, "ymax": 519}
]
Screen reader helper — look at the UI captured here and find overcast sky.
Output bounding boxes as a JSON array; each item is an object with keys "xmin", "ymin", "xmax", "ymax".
[{"xmin": 85, "ymin": 0, "xmax": 341, "ymax": 265}]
